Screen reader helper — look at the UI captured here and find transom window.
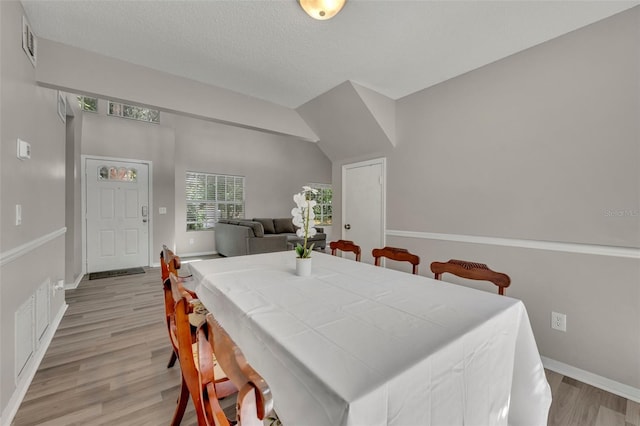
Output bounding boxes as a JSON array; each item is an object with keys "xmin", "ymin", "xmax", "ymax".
[
  {"xmin": 186, "ymin": 172, "xmax": 245, "ymax": 231},
  {"xmin": 77, "ymin": 96, "xmax": 98, "ymax": 112},
  {"xmin": 98, "ymin": 165, "xmax": 137, "ymax": 182},
  {"xmin": 108, "ymin": 101, "xmax": 160, "ymax": 123},
  {"xmin": 309, "ymin": 183, "xmax": 332, "ymax": 226}
]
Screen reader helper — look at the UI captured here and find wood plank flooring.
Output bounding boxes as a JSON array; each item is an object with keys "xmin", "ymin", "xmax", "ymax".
[{"xmin": 12, "ymin": 264, "xmax": 640, "ymax": 425}]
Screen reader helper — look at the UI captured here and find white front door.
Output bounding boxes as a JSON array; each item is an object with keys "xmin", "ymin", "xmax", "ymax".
[
  {"xmin": 342, "ymin": 158, "xmax": 385, "ymax": 264},
  {"xmin": 86, "ymin": 158, "xmax": 149, "ymax": 273}
]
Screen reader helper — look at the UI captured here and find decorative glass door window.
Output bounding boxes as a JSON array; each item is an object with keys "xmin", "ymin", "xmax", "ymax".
[{"xmin": 98, "ymin": 165, "xmax": 138, "ymax": 182}]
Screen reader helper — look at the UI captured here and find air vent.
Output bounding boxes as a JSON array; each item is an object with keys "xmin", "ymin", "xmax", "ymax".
[{"xmin": 22, "ymin": 15, "xmax": 37, "ymax": 67}]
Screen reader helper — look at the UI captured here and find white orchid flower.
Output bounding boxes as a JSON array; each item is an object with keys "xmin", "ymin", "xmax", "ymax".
[
  {"xmin": 293, "ymin": 193, "xmax": 306, "ymax": 208},
  {"xmin": 292, "ymin": 186, "xmax": 322, "ymax": 258}
]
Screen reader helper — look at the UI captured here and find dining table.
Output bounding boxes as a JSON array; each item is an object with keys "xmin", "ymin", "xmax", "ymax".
[{"xmin": 190, "ymin": 251, "xmax": 552, "ymax": 426}]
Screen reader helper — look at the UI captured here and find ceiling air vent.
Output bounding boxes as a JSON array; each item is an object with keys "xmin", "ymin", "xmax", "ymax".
[{"xmin": 22, "ymin": 15, "xmax": 37, "ymax": 67}]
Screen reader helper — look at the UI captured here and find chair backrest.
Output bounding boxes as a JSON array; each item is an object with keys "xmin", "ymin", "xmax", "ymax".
[
  {"xmin": 171, "ymin": 266, "xmax": 272, "ymax": 426},
  {"xmin": 170, "ymin": 272, "xmax": 208, "ymax": 424},
  {"xmin": 372, "ymin": 246, "xmax": 420, "ymax": 275},
  {"xmin": 198, "ymin": 313, "xmax": 274, "ymax": 426},
  {"xmin": 430, "ymin": 259, "xmax": 511, "ymax": 295},
  {"xmin": 162, "ymin": 245, "xmax": 182, "ymax": 281},
  {"xmin": 330, "ymin": 240, "xmax": 362, "ymax": 261},
  {"xmin": 160, "ymin": 246, "xmax": 180, "ymax": 355}
]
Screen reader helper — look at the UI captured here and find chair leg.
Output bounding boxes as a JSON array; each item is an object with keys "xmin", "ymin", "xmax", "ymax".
[
  {"xmin": 171, "ymin": 377, "xmax": 190, "ymax": 426},
  {"xmin": 167, "ymin": 350, "xmax": 177, "ymax": 368}
]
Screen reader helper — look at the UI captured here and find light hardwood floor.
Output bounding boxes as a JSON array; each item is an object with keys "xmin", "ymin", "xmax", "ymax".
[{"xmin": 12, "ymin": 265, "xmax": 640, "ymax": 426}]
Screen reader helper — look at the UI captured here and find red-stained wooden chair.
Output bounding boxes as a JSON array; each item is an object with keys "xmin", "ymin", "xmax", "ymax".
[
  {"xmin": 430, "ymin": 259, "xmax": 511, "ymax": 295},
  {"xmin": 197, "ymin": 312, "xmax": 276, "ymax": 425},
  {"xmin": 330, "ymin": 240, "xmax": 362, "ymax": 262},
  {"xmin": 161, "ymin": 245, "xmax": 195, "ymax": 368},
  {"xmin": 372, "ymin": 246, "xmax": 420, "ymax": 275},
  {"xmin": 170, "ymin": 273, "xmax": 237, "ymax": 426}
]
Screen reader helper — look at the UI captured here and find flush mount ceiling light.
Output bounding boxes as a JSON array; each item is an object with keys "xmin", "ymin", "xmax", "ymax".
[{"xmin": 299, "ymin": 0, "xmax": 346, "ymax": 20}]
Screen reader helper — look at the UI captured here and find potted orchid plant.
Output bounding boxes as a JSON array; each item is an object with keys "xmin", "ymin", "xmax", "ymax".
[{"xmin": 292, "ymin": 186, "xmax": 318, "ymax": 275}]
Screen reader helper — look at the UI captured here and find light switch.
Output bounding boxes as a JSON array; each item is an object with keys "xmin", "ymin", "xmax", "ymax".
[
  {"xmin": 17, "ymin": 138, "xmax": 31, "ymax": 160},
  {"xmin": 16, "ymin": 204, "xmax": 22, "ymax": 226},
  {"xmin": 159, "ymin": 207, "xmax": 167, "ymax": 215}
]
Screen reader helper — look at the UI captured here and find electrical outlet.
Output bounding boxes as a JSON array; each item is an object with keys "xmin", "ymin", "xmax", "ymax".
[{"xmin": 551, "ymin": 312, "xmax": 567, "ymax": 332}]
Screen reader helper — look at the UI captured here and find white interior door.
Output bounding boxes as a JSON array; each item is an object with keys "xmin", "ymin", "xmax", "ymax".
[
  {"xmin": 342, "ymin": 158, "xmax": 385, "ymax": 264},
  {"xmin": 86, "ymin": 159, "xmax": 149, "ymax": 273}
]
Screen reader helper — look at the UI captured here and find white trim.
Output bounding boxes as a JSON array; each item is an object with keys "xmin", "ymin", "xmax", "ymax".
[
  {"xmin": 0, "ymin": 227, "xmax": 67, "ymax": 266},
  {"xmin": 81, "ymin": 155, "xmax": 154, "ymax": 272},
  {"xmin": 177, "ymin": 250, "xmax": 218, "ymax": 259},
  {"xmin": 542, "ymin": 356, "xmax": 640, "ymax": 403},
  {"xmin": 386, "ymin": 230, "xmax": 640, "ymax": 259},
  {"xmin": 64, "ymin": 273, "xmax": 85, "ymax": 290},
  {"xmin": 1, "ymin": 303, "xmax": 68, "ymax": 426}
]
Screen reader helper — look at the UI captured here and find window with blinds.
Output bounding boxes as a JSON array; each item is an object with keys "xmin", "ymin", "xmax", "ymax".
[{"xmin": 186, "ymin": 172, "xmax": 245, "ymax": 231}]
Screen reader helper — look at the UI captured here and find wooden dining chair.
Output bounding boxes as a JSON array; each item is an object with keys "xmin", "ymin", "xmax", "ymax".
[
  {"xmin": 430, "ymin": 259, "xmax": 511, "ymax": 295},
  {"xmin": 330, "ymin": 240, "xmax": 361, "ymax": 261},
  {"xmin": 170, "ymin": 273, "xmax": 237, "ymax": 426},
  {"xmin": 197, "ymin": 313, "xmax": 276, "ymax": 426},
  {"xmin": 372, "ymin": 246, "xmax": 420, "ymax": 275},
  {"xmin": 160, "ymin": 245, "xmax": 195, "ymax": 369}
]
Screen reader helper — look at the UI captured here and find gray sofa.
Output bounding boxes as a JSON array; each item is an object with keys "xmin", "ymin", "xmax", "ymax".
[{"xmin": 214, "ymin": 217, "xmax": 326, "ymax": 257}]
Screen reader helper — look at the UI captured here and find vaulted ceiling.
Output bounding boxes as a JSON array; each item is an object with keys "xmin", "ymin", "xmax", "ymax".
[{"xmin": 21, "ymin": 1, "xmax": 638, "ymax": 109}]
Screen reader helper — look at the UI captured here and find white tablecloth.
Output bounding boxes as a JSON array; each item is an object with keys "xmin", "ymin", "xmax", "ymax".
[{"xmin": 192, "ymin": 252, "xmax": 551, "ymax": 426}]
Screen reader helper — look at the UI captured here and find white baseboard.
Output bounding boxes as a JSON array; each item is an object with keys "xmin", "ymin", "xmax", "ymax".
[
  {"xmin": 64, "ymin": 273, "xmax": 85, "ymax": 290},
  {"xmin": 542, "ymin": 356, "xmax": 640, "ymax": 403},
  {"xmin": 178, "ymin": 250, "xmax": 218, "ymax": 258},
  {"xmin": 1, "ymin": 302, "xmax": 68, "ymax": 425}
]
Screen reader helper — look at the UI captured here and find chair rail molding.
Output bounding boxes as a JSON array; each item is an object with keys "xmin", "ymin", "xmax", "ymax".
[
  {"xmin": 386, "ymin": 230, "xmax": 640, "ymax": 259},
  {"xmin": 0, "ymin": 227, "xmax": 67, "ymax": 266}
]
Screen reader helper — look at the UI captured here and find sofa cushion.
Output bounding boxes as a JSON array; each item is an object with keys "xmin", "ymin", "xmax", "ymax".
[
  {"xmin": 273, "ymin": 218, "xmax": 296, "ymax": 234},
  {"xmin": 238, "ymin": 220, "xmax": 264, "ymax": 238},
  {"xmin": 253, "ymin": 218, "xmax": 276, "ymax": 234}
]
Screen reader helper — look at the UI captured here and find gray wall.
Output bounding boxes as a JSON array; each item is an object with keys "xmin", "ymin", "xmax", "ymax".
[
  {"xmin": 1, "ymin": 1, "xmax": 67, "ymax": 420},
  {"xmin": 168, "ymin": 114, "xmax": 331, "ymax": 255},
  {"xmin": 78, "ymin": 103, "xmax": 331, "ymax": 259},
  {"xmin": 80, "ymin": 100, "xmax": 177, "ymax": 264},
  {"xmin": 317, "ymin": 7, "xmax": 639, "ymax": 390},
  {"xmin": 65, "ymin": 100, "xmax": 83, "ymax": 285},
  {"xmin": 35, "ymin": 38, "xmax": 318, "ymax": 142}
]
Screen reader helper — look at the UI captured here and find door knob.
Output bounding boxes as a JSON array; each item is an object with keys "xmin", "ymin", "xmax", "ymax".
[{"xmin": 344, "ymin": 224, "xmax": 351, "ymax": 230}]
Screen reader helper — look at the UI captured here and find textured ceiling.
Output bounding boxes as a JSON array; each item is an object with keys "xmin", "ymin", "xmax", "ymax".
[{"xmin": 21, "ymin": 1, "xmax": 639, "ymax": 108}]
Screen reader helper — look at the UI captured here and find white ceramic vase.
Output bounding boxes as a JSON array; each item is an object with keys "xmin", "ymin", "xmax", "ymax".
[{"xmin": 295, "ymin": 257, "xmax": 312, "ymax": 277}]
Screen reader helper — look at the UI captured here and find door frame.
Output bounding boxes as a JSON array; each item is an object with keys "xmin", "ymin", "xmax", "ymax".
[
  {"xmin": 341, "ymin": 157, "xmax": 387, "ymax": 252},
  {"xmin": 81, "ymin": 155, "xmax": 154, "ymax": 274}
]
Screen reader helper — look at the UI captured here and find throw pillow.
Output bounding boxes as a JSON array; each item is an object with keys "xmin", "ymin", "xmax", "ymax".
[
  {"xmin": 273, "ymin": 218, "xmax": 296, "ymax": 234},
  {"xmin": 253, "ymin": 218, "xmax": 276, "ymax": 234}
]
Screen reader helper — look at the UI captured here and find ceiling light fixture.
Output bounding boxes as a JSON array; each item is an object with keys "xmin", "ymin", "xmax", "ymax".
[{"xmin": 299, "ymin": 0, "xmax": 346, "ymax": 20}]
